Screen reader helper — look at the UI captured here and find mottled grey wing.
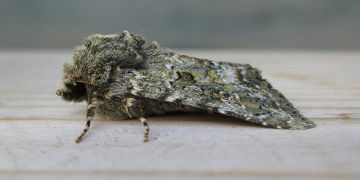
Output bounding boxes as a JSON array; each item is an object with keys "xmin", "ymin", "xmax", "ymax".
[{"xmin": 123, "ymin": 54, "xmax": 315, "ymax": 129}]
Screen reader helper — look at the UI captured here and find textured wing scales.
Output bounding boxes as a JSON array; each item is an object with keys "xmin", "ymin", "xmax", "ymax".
[{"xmin": 122, "ymin": 54, "xmax": 315, "ymax": 129}]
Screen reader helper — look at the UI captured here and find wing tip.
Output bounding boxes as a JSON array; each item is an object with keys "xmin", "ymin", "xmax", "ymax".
[
  {"xmin": 283, "ymin": 118, "xmax": 316, "ymax": 130},
  {"xmin": 259, "ymin": 117, "xmax": 316, "ymax": 130}
]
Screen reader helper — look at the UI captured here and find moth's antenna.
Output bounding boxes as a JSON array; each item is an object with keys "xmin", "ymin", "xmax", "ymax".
[{"xmin": 76, "ymin": 97, "xmax": 96, "ymax": 143}]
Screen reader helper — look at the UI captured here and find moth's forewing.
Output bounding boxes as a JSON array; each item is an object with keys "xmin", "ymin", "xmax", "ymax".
[{"xmin": 121, "ymin": 54, "xmax": 315, "ymax": 129}]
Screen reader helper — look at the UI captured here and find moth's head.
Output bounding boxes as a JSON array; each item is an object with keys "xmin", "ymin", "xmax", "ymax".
[
  {"xmin": 56, "ymin": 34, "xmax": 115, "ymax": 102},
  {"xmin": 56, "ymin": 81, "xmax": 87, "ymax": 102},
  {"xmin": 56, "ymin": 47, "xmax": 89, "ymax": 102}
]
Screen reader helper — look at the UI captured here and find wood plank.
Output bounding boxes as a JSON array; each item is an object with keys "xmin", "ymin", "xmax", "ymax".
[
  {"xmin": 0, "ymin": 117, "xmax": 359, "ymax": 180},
  {"xmin": 0, "ymin": 50, "xmax": 359, "ymax": 179}
]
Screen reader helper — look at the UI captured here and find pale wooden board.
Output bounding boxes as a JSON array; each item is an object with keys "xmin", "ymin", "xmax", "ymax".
[{"xmin": 0, "ymin": 50, "xmax": 359, "ymax": 180}]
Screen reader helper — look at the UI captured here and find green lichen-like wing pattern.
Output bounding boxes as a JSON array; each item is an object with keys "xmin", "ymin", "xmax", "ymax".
[{"xmin": 120, "ymin": 53, "xmax": 315, "ymax": 129}]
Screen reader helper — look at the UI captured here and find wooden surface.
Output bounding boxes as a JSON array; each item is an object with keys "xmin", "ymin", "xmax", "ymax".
[{"xmin": 0, "ymin": 50, "xmax": 359, "ymax": 180}]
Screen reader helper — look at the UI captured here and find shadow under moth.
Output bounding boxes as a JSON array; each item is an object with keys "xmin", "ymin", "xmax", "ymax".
[{"xmin": 56, "ymin": 31, "xmax": 315, "ymax": 143}]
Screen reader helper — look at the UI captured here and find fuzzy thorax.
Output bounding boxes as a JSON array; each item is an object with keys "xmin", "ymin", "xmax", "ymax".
[{"xmin": 57, "ymin": 31, "xmax": 160, "ymax": 102}]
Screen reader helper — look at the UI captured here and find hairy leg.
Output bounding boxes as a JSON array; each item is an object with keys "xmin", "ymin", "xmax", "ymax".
[
  {"xmin": 125, "ymin": 97, "xmax": 150, "ymax": 142},
  {"xmin": 75, "ymin": 97, "xmax": 96, "ymax": 143}
]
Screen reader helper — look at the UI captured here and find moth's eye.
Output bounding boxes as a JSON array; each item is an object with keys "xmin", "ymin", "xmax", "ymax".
[{"xmin": 59, "ymin": 82, "xmax": 87, "ymax": 102}]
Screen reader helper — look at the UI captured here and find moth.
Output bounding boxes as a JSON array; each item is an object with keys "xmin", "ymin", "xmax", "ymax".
[{"xmin": 56, "ymin": 31, "xmax": 315, "ymax": 143}]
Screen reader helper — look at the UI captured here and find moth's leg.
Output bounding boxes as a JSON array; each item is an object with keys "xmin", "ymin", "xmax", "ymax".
[
  {"xmin": 139, "ymin": 117, "xmax": 150, "ymax": 142},
  {"xmin": 125, "ymin": 97, "xmax": 150, "ymax": 142},
  {"xmin": 75, "ymin": 98, "xmax": 96, "ymax": 143}
]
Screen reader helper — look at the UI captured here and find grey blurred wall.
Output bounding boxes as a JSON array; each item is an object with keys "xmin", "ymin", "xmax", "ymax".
[{"xmin": 0, "ymin": 0, "xmax": 359, "ymax": 49}]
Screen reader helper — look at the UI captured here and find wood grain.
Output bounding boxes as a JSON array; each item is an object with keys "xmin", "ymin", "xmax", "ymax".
[{"xmin": 0, "ymin": 50, "xmax": 359, "ymax": 179}]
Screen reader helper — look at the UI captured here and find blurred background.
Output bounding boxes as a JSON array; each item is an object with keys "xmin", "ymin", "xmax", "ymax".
[{"xmin": 0, "ymin": 0, "xmax": 359, "ymax": 50}]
